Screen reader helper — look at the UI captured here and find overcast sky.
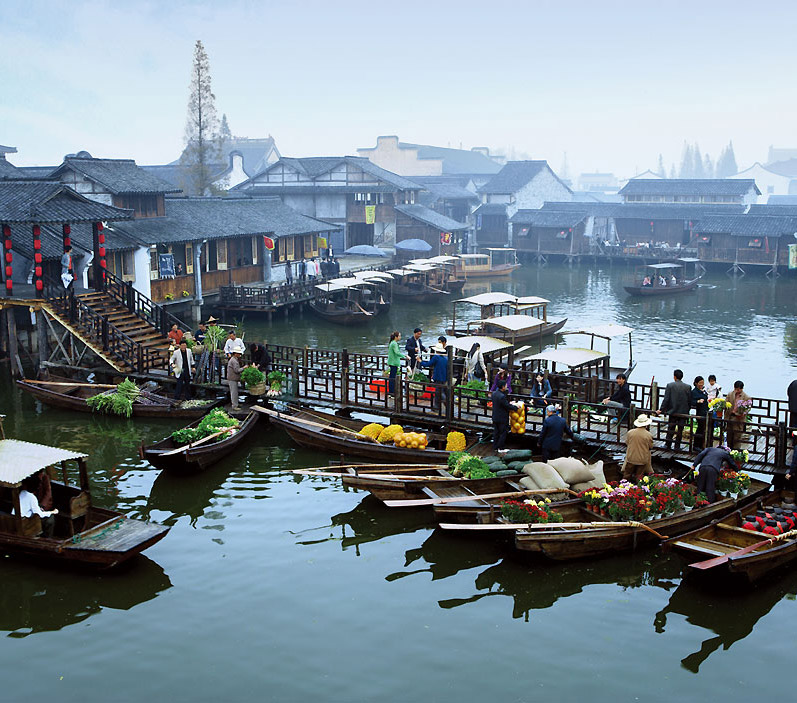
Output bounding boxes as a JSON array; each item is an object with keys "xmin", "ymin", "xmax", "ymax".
[{"xmin": 2, "ymin": 0, "xmax": 795, "ymax": 178}]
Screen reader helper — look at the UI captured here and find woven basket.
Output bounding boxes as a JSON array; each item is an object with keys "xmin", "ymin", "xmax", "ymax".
[{"xmin": 247, "ymin": 381, "xmax": 267, "ymax": 396}]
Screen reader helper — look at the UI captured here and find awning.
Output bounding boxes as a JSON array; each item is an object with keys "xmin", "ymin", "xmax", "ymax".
[
  {"xmin": 450, "ymin": 335, "xmax": 514, "ymax": 355},
  {"xmin": 477, "ymin": 314, "xmax": 545, "ymax": 332},
  {"xmin": 456, "ymin": 292, "xmax": 518, "ymax": 306},
  {"xmin": 515, "ymin": 295, "xmax": 550, "ymax": 307},
  {"xmin": 0, "ymin": 439, "xmax": 88, "ymax": 487},
  {"xmin": 646, "ymin": 263, "xmax": 683, "ymax": 269},
  {"xmin": 404, "ymin": 263, "xmax": 438, "ymax": 272},
  {"xmin": 351, "ymin": 270, "xmax": 393, "ymax": 280},
  {"xmin": 519, "ymin": 348, "xmax": 608, "ymax": 368}
]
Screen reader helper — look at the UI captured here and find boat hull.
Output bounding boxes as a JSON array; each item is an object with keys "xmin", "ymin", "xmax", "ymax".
[
  {"xmin": 463, "ymin": 264, "xmax": 521, "ymax": 279},
  {"xmin": 624, "ymin": 278, "xmax": 700, "ymax": 296},
  {"xmin": 308, "ymin": 302, "xmax": 374, "ymax": 325}
]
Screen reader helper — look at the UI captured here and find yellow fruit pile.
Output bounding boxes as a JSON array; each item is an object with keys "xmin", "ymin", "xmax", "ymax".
[
  {"xmin": 394, "ymin": 432, "xmax": 429, "ymax": 449},
  {"xmin": 446, "ymin": 431, "xmax": 466, "ymax": 451},
  {"xmin": 509, "ymin": 404, "xmax": 526, "ymax": 434},
  {"xmin": 377, "ymin": 424, "xmax": 404, "ymax": 443},
  {"xmin": 359, "ymin": 423, "xmax": 386, "ymax": 440}
]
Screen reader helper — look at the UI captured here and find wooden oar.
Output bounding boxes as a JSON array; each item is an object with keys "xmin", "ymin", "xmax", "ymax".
[
  {"xmin": 24, "ymin": 379, "xmax": 119, "ymax": 389},
  {"xmin": 160, "ymin": 428, "xmax": 234, "ymax": 456},
  {"xmin": 384, "ymin": 487, "xmax": 571, "ymax": 508},
  {"xmin": 689, "ymin": 528, "xmax": 797, "ymax": 570},
  {"xmin": 295, "ymin": 469, "xmax": 457, "ymax": 481},
  {"xmin": 439, "ymin": 521, "xmax": 668, "ymax": 539},
  {"xmin": 253, "ymin": 406, "xmax": 380, "ymax": 444},
  {"xmin": 294, "ymin": 464, "xmax": 447, "ymax": 475}
]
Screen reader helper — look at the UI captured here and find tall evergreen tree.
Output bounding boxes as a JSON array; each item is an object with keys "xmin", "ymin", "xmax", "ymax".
[
  {"xmin": 725, "ymin": 140, "xmax": 738, "ymax": 176},
  {"xmin": 716, "ymin": 141, "xmax": 739, "ymax": 178},
  {"xmin": 657, "ymin": 154, "xmax": 666, "ymax": 178},
  {"xmin": 703, "ymin": 153, "xmax": 714, "ymax": 179},
  {"xmin": 219, "ymin": 113, "xmax": 232, "ymax": 146},
  {"xmin": 679, "ymin": 142, "xmax": 693, "ymax": 178},
  {"xmin": 693, "ymin": 144, "xmax": 704, "ymax": 178},
  {"xmin": 669, "ymin": 164, "xmax": 677, "ymax": 179},
  {"xmin": 180, "ymin": 40, "xmax": 222, "ymax": 195}
]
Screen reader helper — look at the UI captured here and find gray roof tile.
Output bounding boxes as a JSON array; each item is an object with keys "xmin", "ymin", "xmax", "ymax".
[
  {"xmin": 479, "ymin": 161, "xmax": 563, "ymax": 195},
  {"xmin": 394, "ymin": 204, "xmax": 468, "ymax": 231},
  {"xmin": 0, "ymin": 180, "xmax": 133, "ymax": 224},
  {"xmin": 619, "ymin": 179, "xmax": 760, "ymax": 196},
  {"xmin": 52, "ymin": 157, "xmax": 181, "ymax": 195},
  {"xmin": 694, "ymin": 214, "xmax": 797, "ymax": 237}
]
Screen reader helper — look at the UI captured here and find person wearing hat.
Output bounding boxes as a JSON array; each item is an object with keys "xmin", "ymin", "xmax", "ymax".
[
  {"xmin": 405, "ymin": 328, "xmax": 427, "ymax": 376},
  {"xmin": 538, "ymin": 404, "xmax": 574, "ymax": 462},
  {"xmin": 421, "ymin": 342, "xmax": 449, "ymax": 411},
  {"xmin": 226, "ymin": 341, "xmax": 245, "ymax": 410},
  {"xmin": 692, "ymin": 445, "xmax": 735, "ymax": 503},
  {"xmin": 622, "ymin": 414, "xmax": 654, "ymax": 481}
]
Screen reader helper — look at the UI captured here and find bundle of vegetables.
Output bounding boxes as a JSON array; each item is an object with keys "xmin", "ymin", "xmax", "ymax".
[
  {"xmin": 449, "ymin": 452, "xmax": 493, "ymax": 479},
  {"xmin": 393, "ymin": 432, "xmax": 428, "ymax": 450},
  {"xmin": 409, "ymin": 371, "xmax": 428, "ymax": 383},
  {"xmin": 448, "ymin": 451, "xmax": 467, "ymax": 469},
  {"xmin": 266, "ymin": 370, "xmax": 288, "ymax": 398},
  {"xmin": 377, "ymin": 424, "xmax": 404, "ymax": 443},
  {"xmin": 85, "ymin": 378, "xmax": 140, "ymax": 418},
  {"xmin": 240, "ymin": 366, "xmax": 266, "ymax": 389},
  {"xmin": 445, "ymin": 431, "xmax": 467, "ymax": 451},
  {"xmin": 358, "ymin": 423, "xmax": 385, "ymax": 440},
  {"xmin": 459, "ymin": 379, "xmax": 487, "ymax": 398},
  {"xmin": 178, "ymin": 399, "xmax": 215, "ymax": 409},
  {"xmin": 171, "ymin": 408, "xmax": 239, "ymax": 445},
  {"xmin": 509, "ymin": 403, "xmax": 526, "ymax": 434},
  {"xmin": 203, "ymin": 325, "xmax": 226, "ymax": 351}
]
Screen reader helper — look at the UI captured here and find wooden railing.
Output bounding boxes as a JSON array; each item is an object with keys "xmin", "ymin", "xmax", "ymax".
[{"xmin": 102, "ymin": 270, "xmax": 188, "ymax": 338}]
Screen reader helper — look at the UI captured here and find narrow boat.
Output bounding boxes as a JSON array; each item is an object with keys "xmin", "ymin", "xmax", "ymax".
[
  {"xmin": 139, "ymin": 411, "xmax": 260, "ymax": 474},
  {"xmin": 254, "ymin": 405, "xmax": 500, "ymax": 464},
  {"xmin": 665, "ymin": 490, "xmax": 797, "ymax": 584},
  {"xmin": 624, "ymin": 262, "xmax": 701, "ymax": 296},
  {"xmin": 386, "ymin": 266, "xmax": 450, "ymax": 303},
  {"xmin": 0, "ymin": 437, "xmax": 169, "ymax": 568},
  {"xmin": 309, "ymin": 280, "xmax": 378, "ymax": 325},
  {"xmin": 459, "ymin": 249, "xmax": 520, "ymax": 278},
  {"xmin": 16, "ymin": 378, "xmax": 221, "ymax": 418},
  {"xmin": 440, "ymin": 478, "xmax": 770, "ymax": 561}
]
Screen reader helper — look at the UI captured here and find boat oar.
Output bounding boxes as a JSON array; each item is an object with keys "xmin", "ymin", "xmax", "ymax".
[
  {"xmin": 23, "ymin": 379, "xmax": 120, "ymax": 389},
  {"xmin": 295, "ymin": 469, "xmax": 457, "ymax": 481},
  {"xmin": 160, "ymin": 428, "xmax": 234, "ymax": 456},
  {"xmin": 253, "ymin": 406, "xmax": 381, "ymax": 444},
  {"xmin": 439, "ymin": 521, "xmax": 668, "ymax": 539},
  {"xmin": 294, "ymin": 464, "xmax": 447, "ymax": 475},
  {"xmin": 689, "ymin": 528, "xmax": 797, "ymax": 570},
  {"xmin": 384, "ymin": 487, "xmax": 572, "ymax": 508}
]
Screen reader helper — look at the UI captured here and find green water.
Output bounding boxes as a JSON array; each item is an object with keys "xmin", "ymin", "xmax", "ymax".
[{"xmin": 1, "ymin": 263, "xmax": 796, "ymax": 702}]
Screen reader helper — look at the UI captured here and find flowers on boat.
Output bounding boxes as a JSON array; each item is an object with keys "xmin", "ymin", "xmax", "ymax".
[
  {"xmin": 578, "ymin": 475, "xmax": 699, "ymax": 520},
  {"xmin": 717, "ymin": 468, "xmax": 750, "ymax": 494},
  {"xmin": 501, "ymin": 499, "xmax": 564, "ymax": 524}
]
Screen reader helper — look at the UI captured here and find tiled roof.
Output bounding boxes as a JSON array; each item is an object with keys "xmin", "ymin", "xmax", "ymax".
[
  {"xmin": 694, "ymin": 214, "xmax": 797, "ymax": 237},
  {"xmin": 52, "ymin": 157, "xmax": 181, "ymax": 195},
  {"xmin": 615, "ymin": 204, "xmax": 745, "ymax": 219},
  {"xmin": 748, "ymin": 204, "xmax": 797, "ymax": 216},
  {"xmin": 763, "ymin": 158, "xmax": 797, "ymax": 178},
  {"xmin": 510, "ymin": 210, "xmax": 587, "ymax": 227},
  {"xmin": 619, "ymin": 179, "xmax": 760, "ymax": 196},
  {"xmin": 394, "ymin": 204, "xmax": 468, "ymax": 231},
  {"xmin": 479, "ymin": 161, "xmax": 562, "ymax": 195},
  {"xmin": 112, "ymin": 196, "xmax": 339, "ymax": 246},
  {"xmin": 0, "ymin": 159, "xmax": 21, "ymax": 178},
  {"xmin": 411, "ymin": 176, "xmax": 479, "ymax": 202},
  {"xmin": 399, "ymin": 142, "xmax": 502, "ymax": 175},
  {"xmin": 541, "ymin": 201, "xmax": 619, "ymax": 216},
  {"xmin": 472, "ymin": 203, "xmax": 507, "ymax": 215},
  {"xmin": 0, "ymin": 180, "xmax": 133, "ymax": 224}
]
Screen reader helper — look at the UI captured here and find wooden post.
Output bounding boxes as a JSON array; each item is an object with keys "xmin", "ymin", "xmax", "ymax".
[
  {"xmin": 651, "ymin": 381, "xmax": 659, "ymax": 412},
  {"xmin": 78, "ymin": 459, "xmax": 90, "ymax": 493},
  {"xmin": 445, "ymin": 346, "xmax": 454, "ymax": 427},
  {"xmin": 6, "ymin": 307, "xmax": 23, "ymax": 379},
  {"xmin": 11, "ymin": 487, "xmax": 22, "ymax": 534},
  {"xmin": 341, "ymin": 367, "xmax": 349, "ymax": 406},
  {"xmin": 36, "ymin": 310, "xmax": 48, "ymax": 372}
]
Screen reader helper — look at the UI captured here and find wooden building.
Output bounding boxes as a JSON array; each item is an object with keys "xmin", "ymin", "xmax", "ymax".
[
  {"xmin": 618, "ymin": 179, "xmax": 760, "ymax": 205},
  {"xmin": 510, "ymin": 210, "xmax": 588, "ymax": 258},
  {"xmin": 394, "ymin": 204, "xmax": 468, "ymax": 256}
]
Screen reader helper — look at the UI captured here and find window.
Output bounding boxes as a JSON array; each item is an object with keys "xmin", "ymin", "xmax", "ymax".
[
  {"xmin": 252, "ymin": 237, "xmax": 258, "ymax": 265},
  {"xmin": 121, "ymin": 251, "xmax": 135, "ymax": 280},
  {"xmin": 149, "ymin": 248, "xmax": 158, "ymax": 280},
  {"xmin": 216, "ymin": 240, "xmax": 228, "ymax": 270},
  {"xmin": 185, "ymin": 243, "xmax": 194, "ymax": 274},
  {"xmin": 747, "ymin": 238, "xmax": 762, "ymax": 248}
]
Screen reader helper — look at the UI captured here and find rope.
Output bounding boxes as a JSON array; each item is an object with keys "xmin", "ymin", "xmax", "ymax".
[{"xmin": 71, "ymin": 518, "xmax": 125, "ymax": 544}]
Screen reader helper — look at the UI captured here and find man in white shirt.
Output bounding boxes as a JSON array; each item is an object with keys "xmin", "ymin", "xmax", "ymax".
[
  {"xmin": 15, "ymin": 477, "xmax": 58, "ymax": 536},
  {"xmin": 224, "ymin": 330, "xmax": 238, "ymax": 358}
]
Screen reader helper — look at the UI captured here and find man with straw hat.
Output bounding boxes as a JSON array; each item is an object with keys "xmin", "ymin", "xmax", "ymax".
[{"xmin": 623, "ymin": 414, "xmax": 654, "ymax": 481}]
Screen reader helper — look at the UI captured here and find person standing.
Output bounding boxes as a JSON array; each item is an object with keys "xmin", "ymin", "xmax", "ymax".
[
  {"xmin": 60, "ymin": 245, "xmax": 74, "ymax": 290},
  {"xmin": 227, "ymin": 343, "xmax": 244, "ymax": 411},
  {"xmin": 788, "ymin": 379, "xmax": 797, "ymax": 431},
  {"xmin": 298, "ymin": 258, "xmax": 307, "ymax": 284},
  {"xmin": 194, "ymin": 322, "xmax": 207, "ymax": 345},
  {"xmin": 692, "ymin": 446, "xmax": 735, "ymax": 503},
  {"xmin": 285, "ymin": 260, "xmax": 293, "ymax": 286},
  {"xmin": 691, "ymin": 375, "xmax": 709, "ymax": 450},
  {"xmin": 388, "ymin": 331, "xmax": 406, "ymax": 395},
  {"xmin": 656, "ymin": 369, "xmax": 691, "ymax": 450},
  {"xmin": 602, "ymin": 373, "xmax": 632, "ymax": 424},
  {"xmin": 224, "ymin": 330, "xmax": 238, "ymax": 358},
  {"xmin": 490, "ymin": 367, "xmax": 513, "ymax": 394},
  {"xmin": 167, "ymin": 323, "xmax": 183, "ymax": 346},
  {"xmin": 333, "ymin": 258, "xmax": 341, "ymax": 276},
  {"xmin": 530, "ymin": 372, "xmax": 553, "ymax": 409},
  {"xmin": 465, "ymin": 342, "xmax": 486, "ymax": 382},
  {"xmin": 171, "ymin": 340, "xmax": 194, "ymax": 400},
  {"xmin": 623, "ymin": 414, "xmax": 654, "ymax": 481},
  {"xmin": 405, "ymin": 328, "xmax": 426, "ymax": 375},
  {"xmin": 421, "ymin": 342, "xmax": 449, "ymax": 411},
  {"xmin": 491, "ymin": 378, "xmax": 512, "ymax": 451},
  {"xmin": 538, "ymin": 405, "xmax": 574, "ymax": 462},
  {"xmin": 725, "ymin": 380, "xmax": 751, "ymax": 449}
]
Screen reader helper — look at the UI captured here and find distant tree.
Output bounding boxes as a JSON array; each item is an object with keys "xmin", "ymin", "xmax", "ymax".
[
  {"xmin": 679, "ymin": 142, "xmax": 693, "ymax": 178},
  {"xmin": 716, "ymin": 141, "xmax": 739, "ymax": 178},
  {"xmin": 703, "ymin": 153, "xmax": 714, "ymax": 179},
  {"xmin": 219, "ymin": 113, "xmax": 232, "ymax": 146},
  {"xmin": 693, "ymin": 144, "xmax": 705, "ymax": 178},
  {"xmin": 180, "ymin": 40, "xmax": 222, "ymax": 195},
  {"xmin": 657, "ymin": 154, "xmax": 666, "ymax": 177},
  {"xmin": 669, "ymin": 164, "xmax": 677, "ymax": 179}
]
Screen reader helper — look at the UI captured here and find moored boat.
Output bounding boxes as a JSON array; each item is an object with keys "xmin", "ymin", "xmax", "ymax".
[
  {"xmin": 140, "ymin": 411, "xmax": 260, "ymax": 474},
  {"xmin": 0, "ymin": 437, "xmax": 169, "ymax": 568}
]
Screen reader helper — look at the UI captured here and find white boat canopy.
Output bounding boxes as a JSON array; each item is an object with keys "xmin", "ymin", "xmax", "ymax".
[
  {"xmin": 458, "ymin": 253, "xmax": 489, "ymax": 259},
  {"xmin": 475, "ymin": 314, "xmax": 545, "ymax": 331},
  {"xmin": 519, "ymin": 348, "xmax": 608, "ymax": 368},
  {"xmin": 450, "ymin": 335, "xmax": 514, "ymax": 355},
  {"xmin": 404, "ymin": 263, "xmax": 438, "ymax": 272},
  {"xmin": 515, "ymin": 295, "xmax": 550, "ymax": 306},
  {"xmin": 351, "ymin": 270, "xmax": 393, "ymax": 280},
  {"xmin": 456, "ymin": 292, "xmax": 518, "ymax": 306},
  {"xmin": 645, "ymin": 263, "xmax": 683, "ymax": 269},
  {"xmin": 0, "ymin": 439, "xmax": 88, "ymax": 488},
  {"xmin": 426, "ymin": 255, "xmax": 459, "ymax": 263},
  {"xmin": 315, "ymin": 281, "xmax": 366, "ymax": 292}
]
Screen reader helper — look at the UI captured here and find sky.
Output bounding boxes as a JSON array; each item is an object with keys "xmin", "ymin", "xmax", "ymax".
[{"xmin": 1, "ymin": 0, "xmax": 796, "ymax": 179}]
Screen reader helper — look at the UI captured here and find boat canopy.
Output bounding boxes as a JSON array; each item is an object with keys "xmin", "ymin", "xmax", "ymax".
[
  {"xmin": 567, "ymin": 323, "xmax": 633, "ymax": 339},
  {"xmin": 426, "ymin": 255, "xmax": 459, "ymax": 263},
  {"xmin": 645, "ymin": 263, "xmax": 683, "ymax": 269},
  {"xmin": 515, "ymin": 295, "xmax": 550, "ymax": 307},
  {"xmin": 457, "ymin": 292, "xmax": 518, "ymax": 306},
  {"xmin": 351, "ymin": 270, "xmax": 393, "ymax": 280},
  {"xmin": 475, "ymin": 314, "xmax": 545, "ymax": 331},
  {"xmin": 386, "ymin": 268, "xmax": 414, "ymax": 276},
  {"xmin": 450, "ymin": 335, "xmax": 513, "ymax": 355},
  {"xmin": 404, "ymin": 263, "xmax": 437, "ymax": 272},
  {"xmin": 315, "ymin": 281, "xmax": 366, "ymax": 292},
  {"xmin": 678, "ymin": 257, "xmax": 701, "ymax": 263},
  {"xmin": 458, "ymin": 254, "xmax": 489, "ymax": 260},
  {"xmin": 0, "ymin": 439, "xmax": 87, "ymax": 488},
  {"xmin": 520, "ymin": 348, "xmax": 608, "ymax": 368}
]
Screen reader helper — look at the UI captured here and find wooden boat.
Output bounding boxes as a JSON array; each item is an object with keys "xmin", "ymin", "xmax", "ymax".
[
  {"xmin": 624, "ymin": 262, "xmax": 701, "ymax": 296},
  {"xmin": 254, "ymin": 405, "xmax": 503, "ymax": 465},
  {"xmin": 139, "ymin": 411, "xmax": 260, "ymax": 474},
  {"xmin": 459, "ymin": 249, "xmax": 520, "ymax": 278},
  {"xmin": 665, "ymin": 490, "xmax": 797, "ymax": 584},
  {"xmin": 17, "ymin": 378, "xmax": 222, "ymax": 419},
  {"xmin": 0, "ymin": 437, "xmax": 169, "ymax": 569},
  {"xmin": 386, "ymin": 266, "xmax": 450, "ymax": 303},
  {"xmin": 309, "ymin": 281, "xmax": 377, "ymax": 325},
  {"xmin": 440, "ymin": 478, "xmax": 770, "ymax": 561}
]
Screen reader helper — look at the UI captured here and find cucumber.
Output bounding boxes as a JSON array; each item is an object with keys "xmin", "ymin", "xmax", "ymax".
[
  {"xmin": 507, "ymin": 461, "xmax": 528, "ymax": 471},
  {"xmin": 494, "ymin": 469, "xmax": 517, "ymax": 477},
  {"xmin": 481, "ymin": 456, "xmax": 504, "ymax": 465},
  {"xmin": 502, "ymin": 449, "xmax": 534, "ymax": 461}
]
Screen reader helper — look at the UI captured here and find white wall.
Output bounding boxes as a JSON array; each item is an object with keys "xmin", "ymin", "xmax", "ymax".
[
  {"xmin": 357, "ymin": 136, "xmax": 443, "ymax": 177},
  {"xmin": 730, "ymin": 163, "xmax": 791, "ymax": 199},
  {"xmin": 132, "ymin": 246, "xmax": 152, "ymax": 298}
]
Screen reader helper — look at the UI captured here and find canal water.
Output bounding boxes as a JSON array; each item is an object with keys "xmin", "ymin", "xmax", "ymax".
[{"xmin": 1, "ymin": 263, "xmax": 796, "ymax": 702}]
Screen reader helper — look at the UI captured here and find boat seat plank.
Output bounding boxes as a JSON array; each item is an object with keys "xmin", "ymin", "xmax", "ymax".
[
  {"xmin": 65, "ymin": 518, "xmax": 164, "ymax": 551},
  {"xmin": 672, "ymin": 540, "xmax": 726, "ymax": 556}
]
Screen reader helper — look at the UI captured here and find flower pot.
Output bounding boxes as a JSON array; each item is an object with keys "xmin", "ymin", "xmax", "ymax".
[
  {"xmin": 729, "ymin": 492, "xmax": 739, "ymax": 501},
  {"xmin": 247, "ymin": 381, "xmax": 267, "ymax": 396},
  {"xmin": 683, "ymin": 505, "xmax": 693, "ymax": 512}
]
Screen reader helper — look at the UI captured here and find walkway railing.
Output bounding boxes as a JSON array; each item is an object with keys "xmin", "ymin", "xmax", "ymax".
[{"xmin": 102, "ymin": 270, "xmax": 188, "ymax": 336}]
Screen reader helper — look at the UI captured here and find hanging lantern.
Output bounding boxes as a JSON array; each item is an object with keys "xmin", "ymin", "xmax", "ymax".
[
  {"xmin": 34, "ymin": 266, "xmax": 42, "ymax": 277},
  {"xmin": 99, "ymin": 247, "xmax": 106, "ymax": 257},
  {"xmin": 33, "ymin": 239, "xmax": 41, "ymax": 250},
  {"xmin": 63, "ymin": 224, "xmax": 71, "ymax": 235},
  {"xmin": 34, "ymin": 253, "xmax": 42, "ymax": 264},
  {"xmin": 5, "ymin": 266, "xmax": 11, "ymax": 277},
  {"xmin": 263, "ymin": 236, "xmax": 275, "ymax": 250},
  {"xmin": 96, "ymin": 222, "xmax": 104, "ymax": 231},
  {"xmin": 35, "ymin": 280, "xmax": 43, "ymax": 291},
  {"xmin": 98, "ymin": 233, "xmax": 105, "ymax": 245}
]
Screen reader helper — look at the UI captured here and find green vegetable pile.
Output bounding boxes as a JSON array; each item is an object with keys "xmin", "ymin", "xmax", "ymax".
[
  {"xmin": 448, "ymin": 451, "xmax": 495, "ymax": 479},
  {"xmin": 241, "ymin": 366, "xmax": 265, "ymax": 389},
  {"xmin": 459, "ymin": 379, "xmax": 487, "ymax": 398},
  {"xmin": 86, "ymin": 378, "xmax": 140, "ymax": 418},
  {"xmin": 409, "ymin": 371, "xmax": 428, "ymax": 383},
  {"xmin": 171, "ymin": 408, "xmax": 239, "ymax": 445},
  {"xmin": 267, "ymin": 370, "xmax": 287, "ymax": 391}
]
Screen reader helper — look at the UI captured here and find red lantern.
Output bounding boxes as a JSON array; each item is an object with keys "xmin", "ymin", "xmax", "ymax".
[
  {"xmin": 99, "ymin": 247, "xmax": 106, "ymax": 257},
  {"xmin": 33, "ymin": 239, "xmax": 41, "ymax": 250},
  {"xmin": 34, "ymin": 266, "xmax": 42, "ymax": 277},
  {"xmin": 100, "ymin": 260, "xmax": 107, "ymax": 268},
  {"xmin": 1, "ymin": 225, "xmax": 9, "ymax": 236},
  {"xmin": 64, "ymin": 237, "xmax": 71, "ymax": 247},
  {"xmin": 98, "ymin": 233, "xmax": 105, "ymax": 245},
  {"xmin": 35, "ymin": 280, "xmax": 43, "ymax": 291},
  {"xmin": 63, "ymin": 224, "xmax": 71, "ymax": 235},
  {"xmin": 5, "ymin": 280, "xmax": 12, "ymax": 291},
  {"xmin": 4, "ymin": 266, "xmax": 11, "ymax": 277},
  {"xmin": 4, "ymin": 240, "xmax": 10, "ymax": 249},
  {"xmin": 263, "ymin": 236, "xmax": 275, "ymax": 250},
  {"xmin": 4, "ymin": 252, "xmax": 11, "ymax": 263},
  {"xmin": 32, "ymin": 225, "xmax": 40, "ymax": 236},
  {"xmin": 34, "ymin": 253, "xmax": 42, "ymax": 263},
  {"xmin": 96, "ymin": 222, "xmax": 104, "ymax": 231}
]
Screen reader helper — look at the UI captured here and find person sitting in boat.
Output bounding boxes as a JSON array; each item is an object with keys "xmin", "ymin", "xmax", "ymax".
[
  {"xmin": 465, "ymin": 342, "xmax": 486, "ymax": 382},
  {"xmin": 670, "ymin": 274, "xmax": 677, "ymax": 286},
  {"xmin": 642, "ymin": 276, "xmax": 652, "ymax": 287},
  {"xmin": 530, "ymin": 372, "xmax": 553, "ymax": 409},
  {"xmin": 538, "ymin": 404, "xmax": 574, "ymax": 462},
  {"xmin": 659, "ymin": 276, "xmax": 667, "ymax": 287},
  {"xmin": 490, "ymin": 367, "xmax": 512, "ymax": 395},
  {"xmin": 15, "ymin": 476, "xmax": 58, "ymax": 537},
  {"xmin": 692, "ymin": 446, "xmax": 735, "ymax": 503},
  {"xmin": 35, "ymin": 468, "xmax": 53, "ymax": 512}
]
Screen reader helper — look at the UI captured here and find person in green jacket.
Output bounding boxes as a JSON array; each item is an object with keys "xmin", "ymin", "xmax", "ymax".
[{"xmin": 388, "ymin": 330, "xmax": 406, "ymax": 395}]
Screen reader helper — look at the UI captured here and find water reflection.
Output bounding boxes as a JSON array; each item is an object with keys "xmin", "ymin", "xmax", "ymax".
[
  {"xmin": 654, "ymin": 571, "xmax": 797, "ymax": 674},
  {"xmin": 0, "ymin": 556, "xmax": 171, "ymax": 637}
]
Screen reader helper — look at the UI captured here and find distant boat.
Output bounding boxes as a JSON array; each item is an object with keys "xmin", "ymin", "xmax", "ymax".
[{"xmin": 624, "ymin": 262, "xmax": 701, "ymax": 296}]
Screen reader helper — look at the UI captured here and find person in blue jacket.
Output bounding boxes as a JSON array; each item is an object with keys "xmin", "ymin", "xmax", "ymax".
[
  {"xmin": 538, "ymin": 405, "xmax": 574, "ymax": 462},
  {"xmin": 421, "ymin": 343, "xmax": 448, "ymax": 411},
  {"xmin": 530, "ymin": 372, "xmax": 553, "ymax": 408}
]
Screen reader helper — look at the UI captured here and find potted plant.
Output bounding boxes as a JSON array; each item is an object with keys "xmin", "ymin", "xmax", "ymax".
[
  {"xmin": 182, "ymin": 290, "xmax": 191, "ymax": 298},
  {"xmin": 241, "ymin": 366, "xmax": 266, "ymax": 395},
  {"xmin": 164, "ymin": 293, "xmax": 174, "ymax": 301}
]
